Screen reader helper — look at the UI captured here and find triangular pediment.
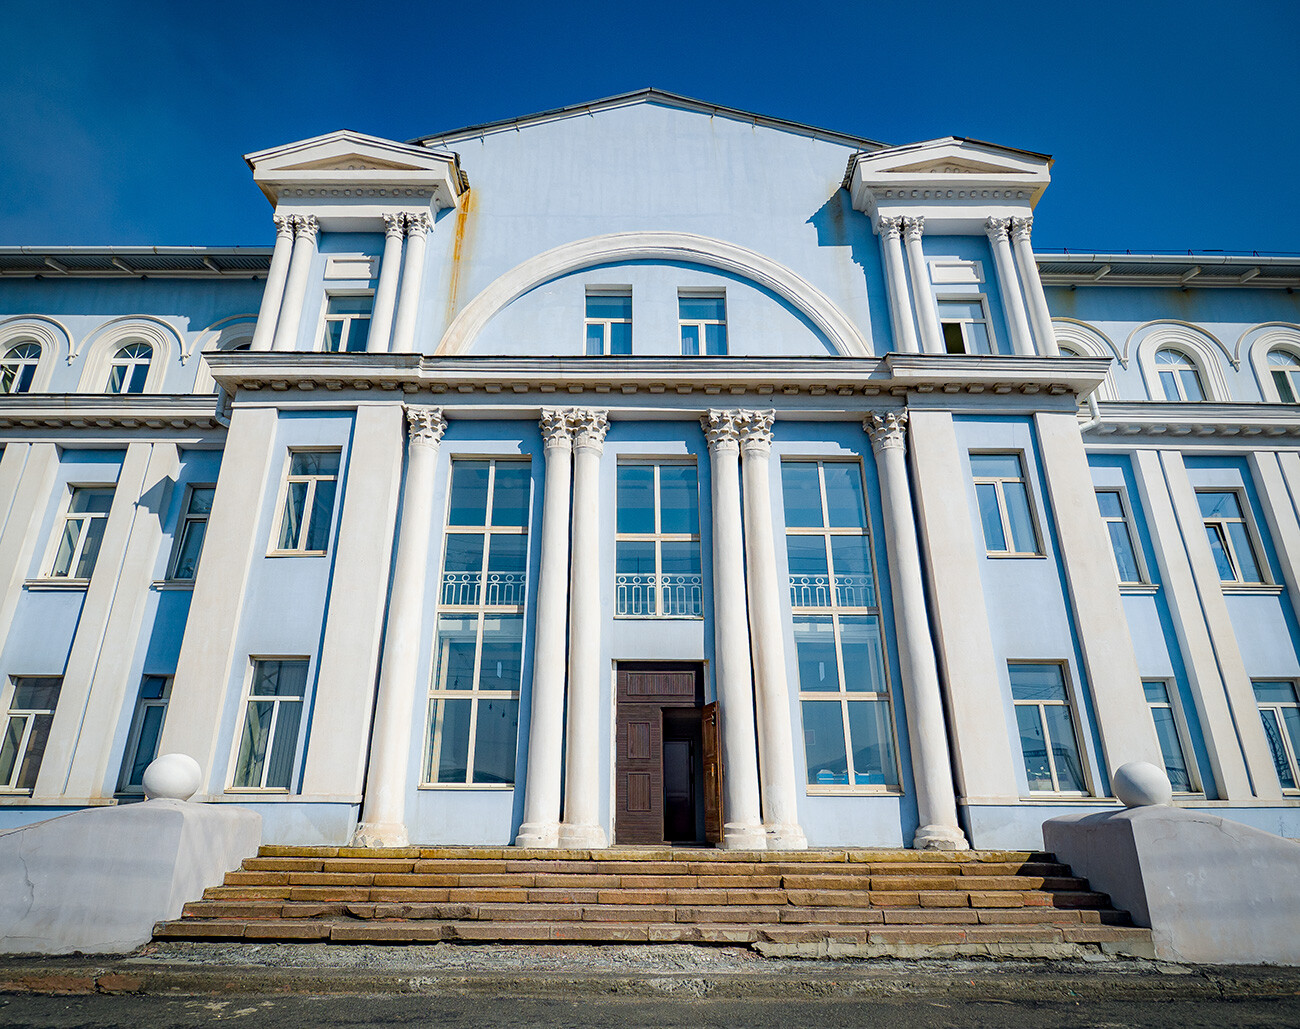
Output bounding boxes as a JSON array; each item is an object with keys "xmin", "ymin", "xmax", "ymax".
[
  {"xmin": 849, "ymin": 137, "xmax": 1052, "ymax": 179},
  {"xmin": 282, "ymin": 154, "xmax": 427, "ymax": 173},
  {"xmin": 891, "ymin": 156, "xmax": 1030, "ymax": 175},
  {"xmin": 246, "ymin": 130, "xmax": 458, "ymax": 177}
]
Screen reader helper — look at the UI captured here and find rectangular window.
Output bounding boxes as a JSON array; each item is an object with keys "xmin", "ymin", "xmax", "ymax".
[
  {"xmin": 1096, "ymin": 488, "xmax": 1145, "ymax": 584},
  {"xmin": 1254, "ymin": 680, "xmax": 1300, "ymax": 792},
  {"xmin": 615, "ymin": 463, "xmax": 702, "ymax": 617},
  {"xmin": 679, "ymin": 294, "xmax": 727, "ymax": 356},
  {"xmin": 782, "ymin": 460, "xmax": 898, "ymax": 790},
  {"xmin": 1142, "ymin": 680, "xmax": 1198, "ymax": 794},
  {"xmin": 169, "ymin": 485, "xmax": 215, "ymax": 580},
  {"xmin": 427, "ymin": 460, "xmax": 529, "ymax": 785},
  {"xmin": 50, "ymin": 487, "xmax": 114, "ymax": 578},
  {"xmin": 116, "ymin": 675, "xmax": 171, "ymax": 794},
  {"xmin": 938, "ymin": 297, "xmax": 995, "ymax": 355},
  {"xmin": 585, "ymin": 292, "xmax": 632, "ymax": 356},
  {"xmin": 971, "ymin": 453, "xmax": 1040, "ymax": 556},
  {"xmin": 275, "ymin": 451, "xmax": 340, "ymax": 553},
  {"xmin": 0, "ymin": 677, "xmax": 61, "ymax": 792},
  {"xmin": 321, "ymin": 294, "xmax": 373, "ymax": 353},
  {"xmin": 232, "ymin": 659, "xmax": 307, "ymax": 790},
  {"xmin": 1197, "ymin": 490, "xmax": 1265, "ymax": 584},
  {"xmin": 1009, "ymin": 663, "xmax": 1088, "ymax": 794}
]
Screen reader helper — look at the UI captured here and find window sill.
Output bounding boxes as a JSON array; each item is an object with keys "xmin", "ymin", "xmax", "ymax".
[
  {"xmin": 24, "ymin": 578, "xmax": 89, "ymax": 591},
  {"xmin": 224, "ymin": 788, "xmax": 291, "ymax": 796},
  {"xmin": 984, "ymin": 552, "xmax": 1047, "ymax": 560},
  {"xmin": 151, "ymin": 580, "xmax": 195, "ymax": 591},
  {"xmin": 1118, "ymin": 583, "xmax": 1160, "ymax": 595},
  {"xmin": 1017, "ymin": 794, "xmax": 1107, "ymax": 804},
  {"xmin": 1221, "ymin": 582, "xmax": 1285, "ymax": 596},
  {"xmin": 805, "ymin": 786, "xmax": 904, "ymax": 797},
  {"xmin": 266, "ymin": 550, "xmax": 329, "ymax": 559},
  {"xmin": 418, "ymin": 783, "xmax": 516, "ymax": 791}
]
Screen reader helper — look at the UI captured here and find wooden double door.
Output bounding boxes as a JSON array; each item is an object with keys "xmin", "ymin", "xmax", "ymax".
[{"xmin": 614, "ymin": 663, "xmax": 722, "ymax": 846}]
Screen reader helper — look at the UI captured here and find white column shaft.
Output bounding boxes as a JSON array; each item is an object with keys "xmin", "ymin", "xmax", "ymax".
[
  {"xmin": 877, "ymin": 219, "xmax": 919, "ymax": 354},
  {"xmin": 517, "ymin": 417, "xmax": 574, "ymax": 848},
  {"xmin": 903, "ymin": 220, "xmax": 945, "ymax": 355},
  {"xmin": 389, "ymin": 215, "xmax": 429, "ymax": 355},
  {"xmin": 367, "ymin": 217, "xmax": 406, "ymax": 354},
  {"xmin": 986, "ymin": 219, "xmax": 1036, "ymax": 357},
  {"xmin": 250, "ymin": 216, "xmax": 295, "ymax": 352},
  {"xmin": 1011, "ymin": 220, "xmax": 1059, "ymax": 356},
  {"xmin": 354, "ymin": 407, "xmax": 446, "ymax": 846},
  {"xmin": 271, "ymin": 217, "xmax": 318, "ymax": 352}
]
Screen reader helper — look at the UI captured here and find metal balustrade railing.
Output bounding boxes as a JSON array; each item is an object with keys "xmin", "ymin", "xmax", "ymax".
[
  {"xmin": 440, "ymin": 571, "xmax": 527, "ymax": 608},
  {"xmin": 789, "ymin": 574, "xmax": 874, "ymax": 609},
  {"xmin": 616, "ymin": 573, "xmax": 702, "ymax": 617}
]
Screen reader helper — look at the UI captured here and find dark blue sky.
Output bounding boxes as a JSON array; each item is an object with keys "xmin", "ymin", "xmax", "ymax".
[{"xmin": 3, "ymin": 0, "xmax": 1297, "ymax": 253}]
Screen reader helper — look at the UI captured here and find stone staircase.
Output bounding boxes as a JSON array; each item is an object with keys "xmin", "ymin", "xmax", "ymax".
[{"xmin": 155, "ymin": 846, "xmax": 1154, "ymax": 958}]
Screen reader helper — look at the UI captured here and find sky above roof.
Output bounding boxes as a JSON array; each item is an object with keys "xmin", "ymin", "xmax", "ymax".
[{"xmin": 2, "ymin": 0, "xmax": 1296, "ymax": 254}]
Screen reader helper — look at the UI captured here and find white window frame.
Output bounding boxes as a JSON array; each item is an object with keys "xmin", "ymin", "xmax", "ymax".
[
  {"xmin": 971, "ymin": 451, "xmax": 1042, "ymax": 557},
  {"xmin": 1153, "ymin": 347, "xmax": 1208, "ymax": 402},
  {"xmin": 1141, "ymin": 678, "xmax": 1201, "ymax": 795},
  {"xmin": 678, "ymin": 291, "xmax": 727, "ymax": 356},
  {"xmin": 227, "ymin": 657, "xmax": 309, "ymax": 793},
  {"xmin": 425, "ymin": 459, "xmax": 530, "ymax": 788},
  {"xmin": 937, "ymin": 294, "xmax": 997, "ymax": 355},
  {"xmin": 614, "ymin": 460, "xmax": 702, "ymax": 619},
  {"xmin": 0, "ymin": 340, "xmax": 41, "ymax": 394},
  {"xmin": 584, "ymin": 289, "xmax": 632, "ymax": 356},
  {"xmin": 1196, "ymin": 487, "xmax": 1269, "ymax": 586},
  {"xmin": 167, "ymin": 483, "xmax": 215, "ymax": 581},
  {"xmin": 1268, "ymin": 348, "xmax": 1300, "ymax": 404},
  {"xmin": 106, "ymin": 341, "xmax": 153, "ymax": 394},
  {"xmin": 0, "ymin": 676, "xmax": 61, "ymax": 793},
  {"xmin": 46, "ymin": 485, "xmax": 115, "ymax": 580},
  {"xmin": 1095, "ymin": 487, "xmax": 1149, "ymax": 585},
  {"xmin": 116, "ymin": 674, "xmax": 172, "ymax": 795},
  {"xmin": 1254, "ymin": 680, "xmax": 1300, "ymax": 794},
  {"xmin": 270, "ymin": 449, "xmax": 341, "ymax": 556},
  {"xmin": 317, "ymin": 290, "xmax": 374, "ymax": 353},
  {"xmin": 1009, "ymin": 661, "xmax": 1092, "ymax": 797}
]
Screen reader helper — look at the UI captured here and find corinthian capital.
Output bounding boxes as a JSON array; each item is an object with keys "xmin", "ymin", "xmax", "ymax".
[
  {"xmin": 293, "ymin": 214, "xmax": 319, "ymax": 241},
  {"xmin": 875, "ymin": 215, "xmax": 903, "ymax": 241},
  {"xmin": 984, "ymin": 217, "xmax": 1011, "ymax": 244},
  {"xmin": 539, "ymin": 407, "xmax": 574, "ymax": 449},
  {"xmin": 701, "ymin": 409, "xmax": 744, "ymax": 452},
  {"xmin": 570, "ymin": 408, "xmax": 609, "ymax": 450},
  {"xmin": 865, "ymin": 411, "xmax": 908, "ymax": 453},
  {"xmin": 902, "ymin": 216, "xmax": 925, "ymax": 243},
  {"xmin": 1010, "ymin": 216, "xmax": 1034, "ymax": 245},
  {"xmin": 404, "ymin": 212, "xmax": 432, "ymax": 238},
  {"xmin": 382, "ymin": 212, "xmax": 407, "ymax": 239},
  {"xmin": 738, "ymin": 409, "xmax": 776, "ymax": 453},
  {"xmin": 405, "ymin": 405, "xmax": 447, "ymax": 448},
  {"xmin": 273, "ymin": 213, "xmax": 295, "ymax": 239}
]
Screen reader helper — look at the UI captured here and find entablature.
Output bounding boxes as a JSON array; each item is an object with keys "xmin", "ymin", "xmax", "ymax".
[
  {"xmin": 0, "ymin": 395, "xmax": 225, "ymax": 434},
  {"xmin": 1086, "ymin": 401, "xmax": 1300, "ymax": 439}
]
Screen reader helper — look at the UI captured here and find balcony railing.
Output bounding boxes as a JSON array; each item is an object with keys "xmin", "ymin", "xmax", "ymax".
[
  {"xmin": 616, "ymin": 573, "xmax": 702, "ymax": 617},
  {"xmin": 789, "ymin": 573, "xmax": 874, "ymax": 609},
  {"xmin": 440, "ymin": 571, "xmax": 527, "ymax": 607}
]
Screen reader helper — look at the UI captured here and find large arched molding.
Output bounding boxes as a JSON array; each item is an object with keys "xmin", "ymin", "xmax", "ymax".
[
  {"xmin": 1241, "ymin": 323, "xmax": 1300, "ymax": 402},
  {"xmin": 190, "ymin": 314, "xmax": 258, "ymax": 393},
  {"xmin": 436, "ymin": 231, "xmax": 872, "ymax": 357},
  {"xmin": 1050, "ymin": 319, "xmax": 1120, "ymax": 400},
  {"xmin": 0, "ymin": 316, "xmax": 71, "ymax": 392},
  {"xmin": 75, "ymin": 316, "xmax": 181, "ymax": 394},
  {"xmin": 1130, "ymin": 321, "xmax": 1233, "ymax": 402}
]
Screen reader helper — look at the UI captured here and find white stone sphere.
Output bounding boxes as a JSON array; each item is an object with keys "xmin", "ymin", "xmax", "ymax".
[
  {"xmin": 142, "ymin": 753, "xmax": 202, "ymax": 801},
  {"xmin": 1113, "ymin": 761, "xmax": 1173, "ymax": 808}
]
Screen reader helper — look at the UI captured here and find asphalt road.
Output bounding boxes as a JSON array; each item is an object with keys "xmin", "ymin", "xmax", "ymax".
[{"xmin": 4, "ymin": 993, "xmax": 1300, "ymax": 1028}]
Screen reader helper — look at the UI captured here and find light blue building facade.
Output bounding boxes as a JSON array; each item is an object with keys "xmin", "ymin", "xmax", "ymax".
[{"xmin": 1, "ymin": 91, "xmax": 1298, "ymax": 851}]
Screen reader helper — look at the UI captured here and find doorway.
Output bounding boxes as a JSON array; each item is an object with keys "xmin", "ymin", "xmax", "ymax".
[{"xmin": 614, "ymin": 663, "xmax": 720, "ymax": 846}]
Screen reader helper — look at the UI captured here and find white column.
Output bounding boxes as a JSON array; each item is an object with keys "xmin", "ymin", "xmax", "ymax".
[
  {"xmin": 558, "ymin": 409, "xmax": 609, "ymax": 848},
  {"xmin": 876, "ymin": 216, "xmax": 920, "ymax": 354},
  {"xmin": 702, "ymin": 410, "xmax": 766, "ymax": 850},
  {"xmin": 1011, "ymin": 217, "xmax": 1060, "ymax": 356},
  {"xmin": 250, "ymin": 214, "xmax": 296, "ymax": 352},
  {"xmin": 739, "ymin": 411, "xmax": 807, "ymax": 850},
  {"xmin": 354, "ymin": 406, "xmax": 447, "ymax": 846},
  {"xmin": 271, "ymin": 215, "xmax": 319, "ymax": 352},
  {"xmin": 389, "ymin": 212, "xmax": 430, "ymax": 355},
  {"xmin": 902, "ymin": 217, "xmax": 945, "ymax": 355},
  {"xmin": 985, "ymin": 217, "xmax": 1036, "ymax": 357},
  {"xmin": 516, "ymin": 409, "xmax": 574, "ymax": 848},
  {"xmin": 366, "ymin": 214, "xmax": 406, "ymax": 354},
  {"xmin": 866, "ymin": 412, "xmax": 969, "ymax": 850}
]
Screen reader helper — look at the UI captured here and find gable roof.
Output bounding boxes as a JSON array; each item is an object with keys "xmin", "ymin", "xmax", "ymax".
[{"xmin": 411, "ymin": 88, "xmax": 890, "ymax": 151}]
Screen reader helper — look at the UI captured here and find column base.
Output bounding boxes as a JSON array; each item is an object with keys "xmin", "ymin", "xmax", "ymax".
[
  {"xmin": 350, "ymin": 821, "xmax": 409, "ymax": 848},
  {"xmin": 764, "ymin": 823, "xmax": 808, "ymax": 850},
  {"xmin": 913, "ymin": 823, "xmax": 970, "ymax": 851},
  {"xmin": 514, "ymin": 821, "xmax": 560, "ymax": 849},
  {"xmin": 556, "ymin": 823, "xmax": 608, "ymax": 849},
  {"xmin": 720, "ymin": 822, "xmax": 768, "ymax": 850}
]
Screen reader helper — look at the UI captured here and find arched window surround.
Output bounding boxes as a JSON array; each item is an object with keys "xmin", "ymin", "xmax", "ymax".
[
  {"xmin": 191, "ymin": 315, "xmax": 258, "ymax": 394},
  {"xmin": 1051, "ymin": 319, "xmax": 1120, "ymax": 401},
  {"xmin": 1134, "ymin": 324, "xmax": 1232, "ymax": 403},
  {"xmin": 0, "ymin": 317, "xmax": 70, "ymax": 393},
  {"xmin": 1243, "ymin": 325, "xmax": 1300, "ymax": 403},
  {"xmin": 75, "ymin": 317, "xmax": 179, "ymax": 394}
]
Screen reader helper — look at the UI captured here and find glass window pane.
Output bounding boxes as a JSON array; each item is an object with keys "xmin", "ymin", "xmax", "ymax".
[
  {"xmin": 52, "ymin": 520, "xmax": 79, "ymax": 576},
  {"xmin": 489, "ymin": 464, "xmax": 530, "ymax": 527},
  {"xmin": 328, "ymin": 296, "xmax": 373, "ymax": 315},
  {"xmin": 1095, "ymin": 490, "xmax": 1124, "ymax": 519},
  {"xmin": 0, "ymin": 715, "xmax": 23, "ymax": 786},
  {"xmin": 680, "ymin": 324, "xmax": 700, "ymax": 356},
  {"xmin": 616, "ymin": 540, "xmax": 656, "ymax": 615},
  {"xmin": 657, "ymin": 465, "xmax": 699, "ymax": 535},
  {"xmin": 704, "ymin": 322, "xmax": 727, "ymax": 356},
  {"xmin": 75, "ymin": 516, "xmax": 108, "ymax": 578},
  {"xmin": 1179, "ymin": 367, "xmax": 1205, "ymax": 401},
  {"xmin": 1283, "ymin": 708, "xmax": 1300, "ymax": 785},
  {"xmin": 449, "ymin": 462, "xmax": 491, "ymax": 526},
  {"xmin": 1272, "ymin": 368, "xmax": 1297, "ymax": 403},
  {"xmin": 822, "ymin": 464, "xmax": 867, "ymax": 528},
  {"xmin": 660, "ymin": 541, "xmax": 701, "ymax": 616},
  {"xmin": 1159, "ymin": 369, "xmax": 1181, "ymax": 401},
  {"xmin": 609, "ymin": 321, "xmax": 633, "ymax": 356},
  {"xmin": 434, "ymin": 615, "xmax": 479, "ymax": 690},
  {"xmin": 477, "ymin": 615, "xmax": 523, "ymax": 691},
  {"xmin": 345, "ymin": 319, "xmax": 370, "ymax": 352},
  {"xmin": 188, "ymin": 487, "xmax": 215, "ymax": 515},
  {"xmin": 660, "ymin": 539, "xmax": 701, "ymax": 575},
  {"xmin": 1044, "ymin": 705, "xmax": 1086, "ymax": 791},
  {"xmin": 1143, "ymin": 681, "xmax": 1171, "ymax": 704},
  {"xmin": 139, "ymin": 675, "xmax": 170, "ymax": 700},
  {"xmin": 616, "ymin": 465, "xmax": 656, "ymax": 534},
  {"xmin": 975, "ymin": 483, "xmax": 1007, "ymax": 551},
  {"xmin": 1226, "ymin": 522, "xmax": 1263, "ymax": 583},
  {"xmin": 1259, "ymin": 709, "xmax": 1297, "ymax": 789},
  {"xmin": 787, "ymin": 537, "xmax": 830, "ymax": 607},
  {"xmin": 1107, "ymin": 520, "xmax": 1142, "ymax": 582},
  {"xmin": 173, "ymin": 520, "xmax": 207, "ymax": 579},
  {"xmin": 839, "ymin": 616, "xmax": 887, "ymax": 694},
  {"xmin": 829, "ymin": 536, "xmax": 874, "ymax": 606},
  {"xmin": 277, "ymin": 482, "xmax": 305, "ymax": 550},
  {"xmin": 1151, "ymin": 707, "xmax": 1193, "ymax": 792},
  {"xmin": 234, "ymin": 700, "xmax": 273, "ymax": 787},
  {"xmin": 1254, "ymin": 681, "xmax": 1299, "ymax": 704},
  {"xmin": 965, "ymin": 320, "xmax": 993, "ymax": 355},
  {"xmin": 679, "ymin": 296, "xmax": 725, "ymax": 320},
  {"xmin": 1197, "ymin": 491, "xmax": 1240, "ymax": 519},
  {"xmin": 126, "ymin": 704, "xmax": 167, "ymax": 788},
  {"xmin": 472, "ymin": 698, "xmax": 519, "ymax": 784},
  {"xmin": 264, "ymin": 701, "xmax": 301, "ymax": 789},
  {"xmin": 444, "ymin": 533, "xmax": 486, "ymax": 574},
  {"xmin": 107, "ymin": 364, "xmax": 127, "ymax": 393},
  {"xmin": 1003, "ymin": 481, "xmax": 1037, "ymax": 553},
  {"xmin": 1205, "ymin": 525, "xmax": 1236, "ymax": 581},
  {"xmin": 486, "ymin": 533, "xmax": 527, "ymax": 576},
  {"xmin": 969, "ymin": 453, "xmax": 1023, "ymax": 479},
  {"xmin": 17, "ymin": 712, "xmax": 51, "ymax": 790},
  {"xmin": 781, "ymin": 463, "xmax": 824, "ymax": 528},
  {"xmin": 304, "ymin": 480, "xmax": 335, "ymax": 551},
  {"xmin": 586, "ymin": 295, "xmax": 631, "ymax": 319},
  {"xmin": 585, "ymin": 322, "xmax": 605, "ymax": 356},
  {"xmin": 793, "ymin": 615, "xmax": 838, "ymax": 692},
  {"xmin": 70, "ymin": 489, "xmax": 114, "ymax": 514},
  {"xmin": 937, "ymin": 300, "xmax": 984, "ymax": 321},
  {"xmin": 323, "ymin": 320, "xmax": 344, "ymax": 352},
  {"xmin": 431, "ymin": 698, "xmax": 472, "ymax": 783},
  {"xmin": 1009, "ymin": 664, "xmax": 1068, "ymax": 703},
  {"xmin": 802, "ymin": 700, "xmax": 849, "ymax": 785},
  {"xmin": 847, "ymin": 699, "xmax": 898, "ymax": 786},
  {"xmin": 12, "ymin": 678, "xmax": 61, "ymax": 709},
  {"xmin": 1015, "ymin": 706, "xmax": 1054, "ymax": 791},
  {"xmin": 290, "ymin": 451, "xmax": 339, "ymax": 477},
  {"xmin": 615, "ymin": 539, "xmax": 655, "ymax": 574}
]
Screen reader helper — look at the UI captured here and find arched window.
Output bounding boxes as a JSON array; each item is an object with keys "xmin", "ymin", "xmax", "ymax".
[
  {"xmin": 1154, "ymin": 348, "xmax": 1207, "ymax": 401},
  {"xmin": 106, "ymin": 341, "xmax": 153, "ymax": 394},
  {"xmin": 0, "ymin": 341, "xmax": 42, "ymax": 394},
  {"xmin": 1268, "ymin": 349, "xmax": 1300, "ymax": 403}
]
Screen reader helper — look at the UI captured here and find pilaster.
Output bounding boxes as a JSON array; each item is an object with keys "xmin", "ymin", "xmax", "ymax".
[
  {"xmin": 903, "ymin": 217, "xmax": 946, "ymax": 355},
  {"xmin": 1010, "ymin": 217, "xmax": 1060, "ymax": 356},
  {"xmin": 250, "ymin": 214, "xmax": 296, "ymax": 352},
  {"xmin": 271, "ymin": 215, "xmax": 319, "ymax": 352},
  {"xmin": 985, "ymin": 217, "xmax": 1035, "ymax": 357},
  {"xmin": 366, "ymin": 214, "xmax": 407, "ymax": 354},
  {"xmin": 875, "ymin": 216, "xmax": 920, "ymax": 355},
  {"xmin": 390, "ymin": 213, "xmax": 430, "ymax": 355}
]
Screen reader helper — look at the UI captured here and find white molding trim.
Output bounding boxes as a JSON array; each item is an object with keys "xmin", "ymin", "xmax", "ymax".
[
  {"xmin": 190, "ymin": 315, "xmax": 258, "ymax": 394},
  {"xmin": 1124, "ymin": 319, "xmax": 1235, "ymax": 369},
  {"xmin": 1240, "ymin": 323, "xmax": 1300, "ymax": 403},
  {"xmin": 1051, "ymin": 319, "xmax": 1119, "ymax": 400},
  {"xmin": 435, "ymin": 231, "xmax": 872, "ymax": 357},
  {"xmin": 75, "ymin": 316, "xmax": 182, "ymax": 394},
  {"xmin": 0, "ymin": 316, "xmax": 71, "ymax": 392},
  {"xmin": 1133, "ymin": 323, "xmax": 1233, "ymax": 402}
]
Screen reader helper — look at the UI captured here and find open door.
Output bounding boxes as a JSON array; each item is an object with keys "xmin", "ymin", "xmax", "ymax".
[{"xmin": 702, "ymin": 701, "xmax": 723, "ymax": 844}]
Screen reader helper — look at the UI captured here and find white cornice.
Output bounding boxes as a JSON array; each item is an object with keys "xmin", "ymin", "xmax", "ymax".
[
  {"xmin": 0, "ymin": 395, "xmax": 225, "ymax": 432},
  {"xmin": 1086, "ymin": 401, "xmax": 1300, "ymax": 438}
]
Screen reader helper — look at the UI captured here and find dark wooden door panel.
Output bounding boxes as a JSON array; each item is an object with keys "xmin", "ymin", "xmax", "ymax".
[
  {"xmin": 615, "ymin": 702, "xmax": 662, "ymax": 844},
  {"xmin": 702, "ymin": 701, "xmax": 722, "ymax": 844}
]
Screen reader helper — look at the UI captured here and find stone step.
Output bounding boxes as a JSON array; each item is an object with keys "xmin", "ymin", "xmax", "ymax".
[{"xmin": 254, "ymin": 845, "xmax": 1051, "ymax": 863}]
